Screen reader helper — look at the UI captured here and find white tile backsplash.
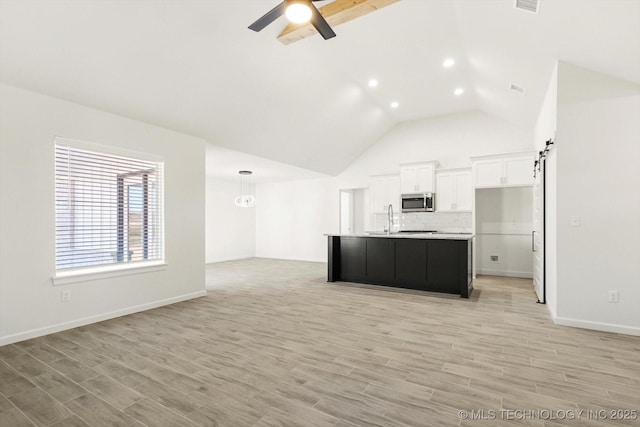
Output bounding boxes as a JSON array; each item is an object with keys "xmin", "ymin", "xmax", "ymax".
[
  {"xmin": 400, "ymin": 212, "xmax": 472, "ymax": 233},
  {"xmin": 371, "ymin": 213, "xmax": 400, "ymax": 232},
  {"xmin": 369, "ymin": 212, "xmax": 472, "ymax": 233}
]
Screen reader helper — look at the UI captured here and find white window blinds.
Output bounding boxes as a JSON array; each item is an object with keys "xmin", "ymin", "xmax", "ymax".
[{"xmin": 55, "ymin": 143, "xmax": 164, "ymax": 271}]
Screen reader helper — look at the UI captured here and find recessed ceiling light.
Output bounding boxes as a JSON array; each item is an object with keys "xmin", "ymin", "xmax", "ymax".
[
  {"xmin": 454, "ymin": 88, "xmax": 464, "ymax": 96},
  {"xmin": 390, "ymin": 101, "xmax": 399, "ymax": 109},
  {"xmin": 368, "ymin": 79, "xmax": 379, "ymax": 88},
  {"xmin": 443, "ymin": 58, "xmax": 455, "ymax": 68}
]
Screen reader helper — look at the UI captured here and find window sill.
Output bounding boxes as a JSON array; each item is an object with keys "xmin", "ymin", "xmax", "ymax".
[{"xmin": 52, "ymin": 261, "xmax": 168, "ymax": 286}]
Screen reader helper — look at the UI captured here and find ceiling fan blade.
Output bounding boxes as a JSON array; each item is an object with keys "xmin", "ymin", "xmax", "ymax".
[
  {"xmin": 248, "ymin": 1, "xmax": 287, "ymax": 32},
  {"xmin": 309, "ymin": 3, "xmax": 336, "ymax": 40}
]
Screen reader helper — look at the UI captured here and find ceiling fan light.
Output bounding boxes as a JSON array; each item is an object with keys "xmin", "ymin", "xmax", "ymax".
[{"xmin": 286, "ymin": 2, "xmax": 312, "ymax": 24}]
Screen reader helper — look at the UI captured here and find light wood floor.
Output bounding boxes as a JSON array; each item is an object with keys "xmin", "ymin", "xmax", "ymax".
[{"xmin": 1, "ymin": 258, "xmax": 639, "ymax": 427}]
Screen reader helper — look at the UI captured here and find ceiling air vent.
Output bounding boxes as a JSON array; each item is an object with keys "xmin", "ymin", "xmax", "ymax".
[{"xmin": 514, "ymin": 0, "xmax": 539, "ymax": 14}]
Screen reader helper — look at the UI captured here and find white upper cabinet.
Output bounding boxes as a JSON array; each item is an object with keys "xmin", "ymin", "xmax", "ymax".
[
  {"xmin": 435, "ymin": 168, "xmax": 472, "ymax": 212},
  {"xmin": 474, "ymin": 159, "xmax": 503, "ymax": 187},
  {"xmin": 471, "ymin": 152, "xmax": 534, "ymax": 188},
  {"xmin": 400, "ymin": 167, "xmax": 417, "ymax": 193},
  {"xmin": 435, "ymin": 172, "xmax": 454, "ymax": 211},
  {"xmin": 454, "ymin": 171, "xmax": 472, "ymax": 210},
  {"xmin": 503, "ymin": 156, "xmax": 534, "ymax": 186},
  {"xmin": 400, "ymin": 161, "xmax": 439, "ymax": 194},
  {"xmin": 370, "ymin": 174, "xmax": 400, "ymax": 213}
]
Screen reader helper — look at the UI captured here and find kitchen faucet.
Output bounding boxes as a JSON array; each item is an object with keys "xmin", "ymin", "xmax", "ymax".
[{"xmin": 387, "ymin": 204, "xmax": 394, "ymax": 234}]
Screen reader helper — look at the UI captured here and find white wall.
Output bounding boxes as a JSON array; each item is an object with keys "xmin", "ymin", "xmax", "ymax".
[
  {"xmin": 255, "ymin": 178, "xmax": 339, "ymax": 262},
  {"xmin": 475, "ymin": 187, "xmax": 533, "ymax": 278},
  {"xmin": 205, "ymin": 176, "xmax": 255, "ymax": 263},
  {"xmin": 555, "ymin": 91, "xmax": 640, "ymax": 335},
  {"xmin": 339, "ymin": 190, "xmax": 353, "ymax": 234},
  {"xmin": 338, "ymin": 110, "xmax": 534, "ymax": 189},
  {"xmin": 210, "ymin": 111, "xmax": 536, "ymax": 267},
  {"xmin": 0, "ymin": 84, "xmax": 206, "ymax": 345},
  {"xmin": 553, "ymin": 62, "xmax": 640, "ymax": 334},
  {"xmin": 254, "ymin": 110, "xmax": 534, "ymax": 263},
  {"xmin": 533, "ymin": 62, "xmax": 558, "ymax": 151}
]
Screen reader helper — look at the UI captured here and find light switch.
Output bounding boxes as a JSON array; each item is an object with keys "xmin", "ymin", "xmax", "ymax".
[{"xmin": 570, "ymin": 216, "xmax": 581, "ymax": 227}]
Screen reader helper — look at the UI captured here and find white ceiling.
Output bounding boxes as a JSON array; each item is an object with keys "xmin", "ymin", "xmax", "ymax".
[
  {"xmin": 206, "ymin": 144, "xmax": 326, "ymax": 183},
  {"xmin": 1, "ymin": 0, "xmax": 638, "ymax": 177}
]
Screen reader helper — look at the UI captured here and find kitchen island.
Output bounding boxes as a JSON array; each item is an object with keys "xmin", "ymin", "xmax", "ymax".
[{"xmin": 326, "ymin": 233, "xmax": 473, "ymax": 298}]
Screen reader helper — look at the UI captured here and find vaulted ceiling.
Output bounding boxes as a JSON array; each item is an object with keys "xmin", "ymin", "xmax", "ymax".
[{"xmin": 1, "ymin": 0, "xmax": 638, "ymax": 175}]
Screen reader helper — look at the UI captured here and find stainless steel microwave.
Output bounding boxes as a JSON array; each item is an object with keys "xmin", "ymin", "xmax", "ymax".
[{"xmin": 401, "ymin": 193, "xmax": 434, "ymax": 212}]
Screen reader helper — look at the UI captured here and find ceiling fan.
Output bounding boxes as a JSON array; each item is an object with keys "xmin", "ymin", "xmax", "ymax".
[
  {"xmin": 248, "ymin": 0, "xmax": 336, "ymax": 41},
  {"xmin": 249, "ymin": 0, "xmax": 400, "ymax": 45}
]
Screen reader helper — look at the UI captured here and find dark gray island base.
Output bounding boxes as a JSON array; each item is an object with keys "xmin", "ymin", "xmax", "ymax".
[{"xmin": 327, "ymin": 234, "xmax": 473, "ymax": 298}]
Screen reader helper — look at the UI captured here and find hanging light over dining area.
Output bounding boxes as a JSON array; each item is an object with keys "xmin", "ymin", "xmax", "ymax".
[{"xmin": 234, "ymin": 170, "xmax": 256, "ymax": 208}]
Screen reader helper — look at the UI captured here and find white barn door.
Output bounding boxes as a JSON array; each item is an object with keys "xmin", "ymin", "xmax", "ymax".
[{"xmin": 533, "ymin": 161, "xmax": 545, "ymax": 302}]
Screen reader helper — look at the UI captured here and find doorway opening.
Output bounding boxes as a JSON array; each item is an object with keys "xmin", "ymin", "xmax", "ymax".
[
  {"xmin": 475, "ymin": 187, "xmax": 534, "ymax": 280},
  {"xmin": 339, "ymin": 188, "xmax": 367, "ymax": 235}
]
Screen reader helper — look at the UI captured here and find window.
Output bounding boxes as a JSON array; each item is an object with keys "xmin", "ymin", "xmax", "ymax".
[{"xmin": 55, "ymin": 141, "xmax": 163, "ymax": 272}]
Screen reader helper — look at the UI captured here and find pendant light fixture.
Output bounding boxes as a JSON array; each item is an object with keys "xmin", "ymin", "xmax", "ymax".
[{"xmin": 234, "ymin": 170, "xmax": 256, "ymax": 208}]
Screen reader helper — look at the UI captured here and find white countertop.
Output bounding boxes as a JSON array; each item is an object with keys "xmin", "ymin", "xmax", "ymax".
[{"xmin": 325, "ymin": 232, "xmax": 475, "ymax": 240}]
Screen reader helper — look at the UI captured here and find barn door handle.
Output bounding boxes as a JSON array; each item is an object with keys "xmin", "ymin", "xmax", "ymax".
[{"xmin": 532, "ymin": 231, "xmax": 536, "ymax": 252}]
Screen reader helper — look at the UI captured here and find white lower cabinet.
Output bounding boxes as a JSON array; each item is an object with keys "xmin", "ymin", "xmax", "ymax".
[{"xmin": 435, "ymin": 168, "xmax": 472, "ymax": 212}]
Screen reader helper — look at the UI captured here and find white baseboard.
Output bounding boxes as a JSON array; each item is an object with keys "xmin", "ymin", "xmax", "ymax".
[
  {"xmin": 553, "ymin": 316, "xmax": 640, "ymax": 336},
  {"xmin": 0, "ymin": 290, "xmax": 207, "ymax": 346},
  {"xmin": 254, "ymin": 255, "xmax": 327, "ymax": 263},
  {"xmin": 205, "ymin": 255, "xmax": 254, "ymax": 264},
  {"xmin": 546, "ymin": 301, "xmax": 557, "ymax": 320},
  {"xmin": 476, "ymin": 269, "xmax": 533, "ymax": 279}
]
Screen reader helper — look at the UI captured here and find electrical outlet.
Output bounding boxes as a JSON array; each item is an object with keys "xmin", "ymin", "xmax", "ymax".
[
  {"xmin": 608, "ymin": 290, "xmax": 619, "ymax": 303},
  {"xmin": 61, "ymin": 289, "xmax": 71, "ymax": 303},
  {"xmin": 490, "ymin": 255, "xmax": 499, "ymax": 262}
]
